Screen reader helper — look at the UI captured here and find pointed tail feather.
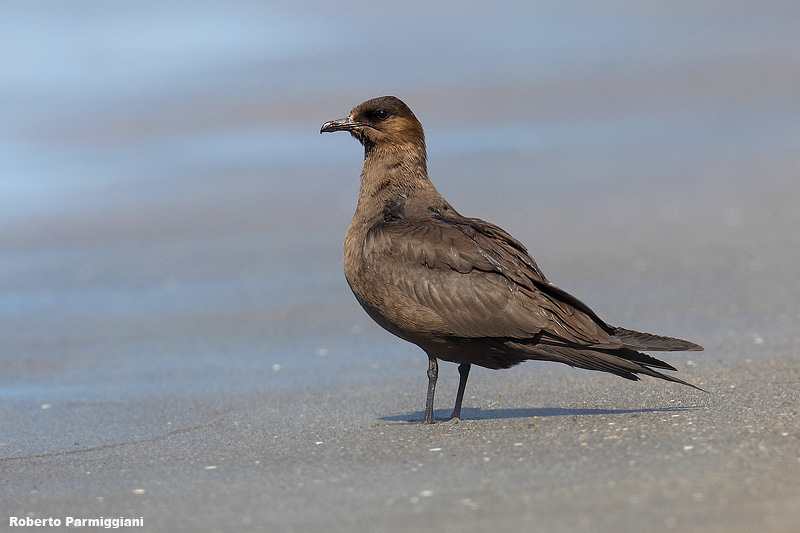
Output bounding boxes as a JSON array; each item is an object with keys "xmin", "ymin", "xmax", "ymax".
[
  {"xmin": 612, "ymin": 327, "xmax": 704, "ymax": 352},
  {"xmin": 507, "ymin": 341, "xmax": 705, "ymax": 392}
]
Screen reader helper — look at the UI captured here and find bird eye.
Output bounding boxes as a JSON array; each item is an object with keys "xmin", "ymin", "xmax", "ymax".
[{"xmin": 376, "ymin": 109, "xmax": 389, "ymax": 120}]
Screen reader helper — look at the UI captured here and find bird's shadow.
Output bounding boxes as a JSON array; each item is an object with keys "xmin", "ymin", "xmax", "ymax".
[{"xmin": 380, "ymin": 405, "xmax": 697, "ymax": 423}]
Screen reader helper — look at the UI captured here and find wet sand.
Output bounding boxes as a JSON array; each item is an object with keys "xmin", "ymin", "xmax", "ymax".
[
  {"xmin": 4, "ymin": 136, "xmax": 799, "ymax": 533},
  {"xmin": 2, "ymin": 356, "xmax": 799, "ymax": 532},
  {"xmin": 3, "ymin": 2, "xmax": 800, "ymax": 532}
]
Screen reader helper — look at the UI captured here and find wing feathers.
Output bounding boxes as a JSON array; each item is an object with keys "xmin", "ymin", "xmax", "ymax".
[{"xmin": 362, "ymin": 204, "xmax": 701, "ymax": 384}]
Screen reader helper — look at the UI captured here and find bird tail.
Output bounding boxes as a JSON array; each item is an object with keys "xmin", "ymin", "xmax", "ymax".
[
  {"xmin": 506, "ymin": 340, "xmax": 705, "ymax": 392},
  {"xmin": 612, "ymin": 327, "xmax": 704, "ymax": 352}
]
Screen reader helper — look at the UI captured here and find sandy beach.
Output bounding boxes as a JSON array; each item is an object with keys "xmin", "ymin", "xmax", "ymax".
[
  {"xmin": 3, "ymin": 355, "xmax": 799, "ymax": 532},
  {"xmin": 2, "ymin": 2, "xmax": 800, "ymax": 531}
]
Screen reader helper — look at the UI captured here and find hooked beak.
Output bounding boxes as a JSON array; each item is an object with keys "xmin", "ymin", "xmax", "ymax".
[{"xmin": 320, "ymin": 117, "xmax": 364, "ymax": 134}]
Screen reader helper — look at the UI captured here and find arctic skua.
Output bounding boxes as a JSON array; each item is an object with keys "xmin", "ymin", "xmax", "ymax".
[{"xmin": 321, "ymin": 96, "xmax": 703, "ymax": 424}]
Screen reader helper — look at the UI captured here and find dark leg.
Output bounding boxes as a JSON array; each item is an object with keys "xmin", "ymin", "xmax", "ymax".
[
  {"xmin": 423, "ymin": 357, "xmax": 438, "ymax": 424},
  {"xmin": 451, "ymin": 363, "xmax": 471, "ymax": 420}
]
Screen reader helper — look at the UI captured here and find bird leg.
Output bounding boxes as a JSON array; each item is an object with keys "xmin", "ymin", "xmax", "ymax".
[
  {"xmin": 450, "ymin": 363, "xmax": 471, "ymax": 420},
  {"xmin": 423, "ymin": 356, "xmax": 438, "ymax": 424}
]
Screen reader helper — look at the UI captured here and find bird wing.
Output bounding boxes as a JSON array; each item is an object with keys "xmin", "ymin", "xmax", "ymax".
[{"xmin": 363, "ymin": 208, "xmax": 616, "ymax": 345}]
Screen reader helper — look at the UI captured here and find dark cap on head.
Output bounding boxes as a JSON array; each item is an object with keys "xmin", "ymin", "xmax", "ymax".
[{"xmin": 321, "ymin": 96, "xmax": 424, "ymax": 150}]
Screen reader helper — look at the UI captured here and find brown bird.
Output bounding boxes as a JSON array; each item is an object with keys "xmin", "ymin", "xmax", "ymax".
[{"xmin": 321, "ymin": 96, "xmax": 703, "ymax": 424}]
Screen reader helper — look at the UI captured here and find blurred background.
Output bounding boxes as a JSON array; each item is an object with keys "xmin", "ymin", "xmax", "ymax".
[
  {"xmin": 4, "ymin": 0, "xmax": 800, "ymax": 414},
  {"xmin": 3, "ymin": 1, "xmax": 798, "ymax": 391},
  {"xmin": 3, "ymin": 1, "xmax": 800, "ymax": 530}
]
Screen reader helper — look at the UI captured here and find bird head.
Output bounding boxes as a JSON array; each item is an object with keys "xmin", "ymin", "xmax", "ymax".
[{"xmin": 321, "ymin": 96, "xmax": 425, "ymax": 153}]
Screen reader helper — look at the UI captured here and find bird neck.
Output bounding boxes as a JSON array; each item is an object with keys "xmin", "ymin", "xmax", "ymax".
[{"xmin": 357, "ymin": 141, "xmax": 433, "ymax": 206}]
